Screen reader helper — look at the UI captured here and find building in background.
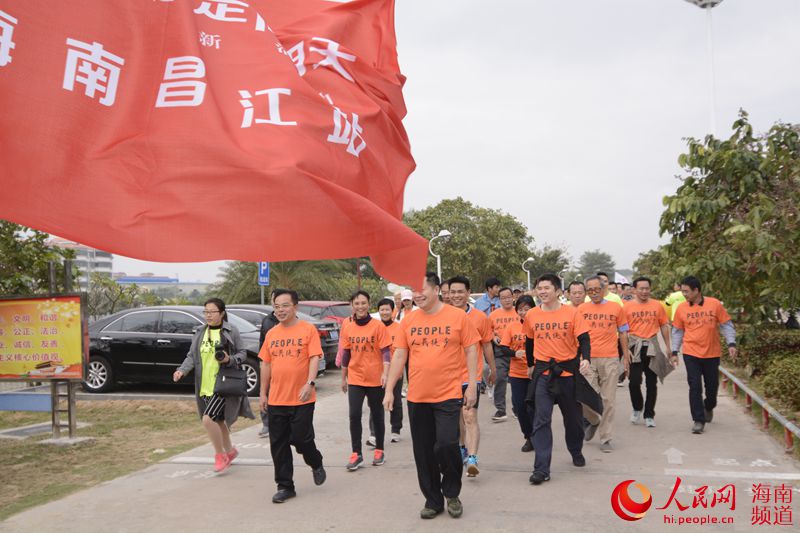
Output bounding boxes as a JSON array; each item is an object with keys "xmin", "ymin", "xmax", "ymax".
[
  {"xmin": 113, "ymin": 273, "xmax": 210, "ymax": 301},
  {"xmin": 47, "ymin": 237, "xmax": 113, "ymax": 290}
]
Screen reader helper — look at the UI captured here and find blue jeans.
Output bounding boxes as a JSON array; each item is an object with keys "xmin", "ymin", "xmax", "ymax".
[{"xmin": 683, "ymin": 355, "xmax": 720, "ymax": 422}]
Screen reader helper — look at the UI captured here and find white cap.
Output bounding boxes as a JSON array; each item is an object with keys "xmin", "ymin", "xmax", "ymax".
[{"xmin": 401, "ymin": 289, "xmax": 413, "ymax": 301}]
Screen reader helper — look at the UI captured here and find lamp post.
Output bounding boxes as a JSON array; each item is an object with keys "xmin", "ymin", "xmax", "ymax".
[
  {"xmin": 684, "ymin": 0, "xmax": 724, "ymax": 135},
  {"xmin": 429, "ymin": 229, "xmax": 452, "ymax": 281},
  {"xmin": 522, "ymin": 257, "xmax": 534, "ymax": 291}
]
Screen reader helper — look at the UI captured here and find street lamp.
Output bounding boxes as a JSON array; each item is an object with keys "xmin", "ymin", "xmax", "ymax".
[
  {"xmin": 522, "ymin": 257, "xmax": 534, "ymax": 291},
  {"xmin": 683, "ymin": 0, "xmax": 724, "ymax": 135},
  {"xmin": 429, "ymin": 229, "xmax": 452, "ymax": 281}
]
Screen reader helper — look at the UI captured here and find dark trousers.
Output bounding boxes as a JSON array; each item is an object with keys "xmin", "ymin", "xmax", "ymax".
[
  {"xmin": 268, "ymin": 403, "xmax": 323, "ymax": 491},
  {"xmin": 509, "ymin": 377, "xmax": 534, "ymax": 439},
  {"xmin": 348, "ymin": 384, "xmax": 385, "ymax": 453},
  {"xmin": 629, "ymin": 353, "xmax": 658, "ymax": 418},
  {"xmin": 408, "ymin": 399, "xmax": 463, "ymax": 511},
  {"xmin": 532, "ymin": 374, "xmax": 584, "ymax": 476},
  {"xmin": 370, "ymin": 379, "xmax": 402, "ymax": 435},
  {"xmin": 493, "ymin": 347, "xmax": 510, "ymax": 413},
  {"xmin": 683, "ymin": 355, "xmax": 720, "ymax": 422}
]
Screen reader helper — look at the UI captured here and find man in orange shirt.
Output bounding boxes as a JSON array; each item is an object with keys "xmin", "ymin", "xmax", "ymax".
[
  {"xmin": 524, "ymin": 274, "xmax": 591, "ymax": 485},
  {"xmin": 489, "ymin": 287, "xmax": 518, "ymax": 421},
  {"xmin": 624, "ymin": 277, "xmax": 674, "ymax": 428},
  {"xmin": 578, "ymin": 276, "xmax": 630, "ymax": 453},
  {"xmin": 440, "ymin": 281, "xmax": 452, "ymax": 305},
  {"xmin": 672, "ymin": 276, "xmax": 737, "ymax": 434},
  {"xmin": 340, "ymin": 290, "xmax": 391, "ymax": 470},
  {"xmin": 500, "ymin": 294, "xmax": 536, "ymax": 452},
  {"xmin": 368, "ymin": 297, "xmax": 404, "ymax": 444},
  {"xmin": 259, "ymin": 289, "xmax": 326, "ymax": 504},
  {"xmin": 448, "ymin": 275, "xmax": 496, "ymax": 477},
  {"xmin": 566, "ymin": 281, "xmax": 586, "ymax": 307},
  {"xmin": 383, "ymin": 272, "xmax": 480, "ymax": 520}
]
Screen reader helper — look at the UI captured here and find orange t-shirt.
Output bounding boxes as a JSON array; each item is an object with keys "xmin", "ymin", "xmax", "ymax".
[
  {"xmin": 624, "ymin": 299, "xmax": 668, "ymax": 339},
  {"xmin": 259, "ymin": 320, "xmax": 322, "ymax": 406},
  {"xmin": 463, "ymin": 306, "xmax": 493, "ymax": 383},
  {"xmin": 523, "ymin": 304, "xmax": 588, "ymax": 376},
  {"xmin": 489, "ymin": 307, "xmax": 518, "ymax": 341},
  {"xmin": 673, "ymin": 297, "xmax": 731, "ymax": 358},
  {"xmin": 341, "ymin": 318, "xmax": 390, "ymax": 387},
  {"xmin": 394, "ymin": 304, "xmax": 480, "ymax": 403},
  {"xmin": 577, "ymin": 301, "xmax": 628, "ymax": 358},
  {"xmin": 383, "ymin": 320, "xmax": 402, "ymax": 350},
  {"xmin": 500, "ymin": 319, "xmax": 528, "ymax": 379}
]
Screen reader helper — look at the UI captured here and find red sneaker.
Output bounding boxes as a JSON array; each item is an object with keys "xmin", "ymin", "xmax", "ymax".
[
  {"xmin": 227, "ymin": 447, "xmax": 239, "ymax": 463},
  {"xmin": 214, "ymin": 453, "xmax": 231, "ymax": 473},
  {"xmin": 372, "ymin": 449, "xmax": 385, "ymax": 466}
]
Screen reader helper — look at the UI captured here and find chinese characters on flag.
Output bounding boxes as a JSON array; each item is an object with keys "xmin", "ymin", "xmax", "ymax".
[{"xmin": 0, "ymin": 0, "xmax": 427, "ymax": 287}]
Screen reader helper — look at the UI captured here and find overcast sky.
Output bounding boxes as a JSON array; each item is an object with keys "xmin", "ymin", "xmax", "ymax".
[{"xmin": 113, "ymin": 0, "xmax": 800, "ymax": 282}]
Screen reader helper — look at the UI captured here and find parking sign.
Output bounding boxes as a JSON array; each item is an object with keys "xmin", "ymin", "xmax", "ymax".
[{"xmin": 258, "ymin": 262, "xmax": 270, "ymax": 286}]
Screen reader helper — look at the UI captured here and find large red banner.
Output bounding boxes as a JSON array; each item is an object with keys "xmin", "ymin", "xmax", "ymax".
[{"xmin": 0, "ymin": 0, "xmax": 427, "ymax": 288}]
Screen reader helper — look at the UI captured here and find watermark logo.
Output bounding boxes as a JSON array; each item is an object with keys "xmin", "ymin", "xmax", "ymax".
[{"xmin": 611, "ymin": 479, "xmax": 653, "ymax": 521}]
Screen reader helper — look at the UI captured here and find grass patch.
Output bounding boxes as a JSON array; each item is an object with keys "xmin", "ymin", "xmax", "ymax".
[{"xmin": 0, "ymin": 399, "xmax": 260, "ymax": 520}]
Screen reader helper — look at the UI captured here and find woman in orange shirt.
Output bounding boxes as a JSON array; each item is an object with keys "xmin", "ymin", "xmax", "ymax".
[{"xmin": 500, "ymin": 295, "xmax": 536, "ymax": 452}]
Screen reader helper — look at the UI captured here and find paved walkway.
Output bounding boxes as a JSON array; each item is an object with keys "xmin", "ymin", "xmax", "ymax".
[{"xmin": 2, "ymin": 364, "xmax": 799, "ymax": 532}]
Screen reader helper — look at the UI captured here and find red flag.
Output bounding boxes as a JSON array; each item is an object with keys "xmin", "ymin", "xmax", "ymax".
[{"xmin": 0, "ymin": 0, "xmax": 427, "ymax": 288}]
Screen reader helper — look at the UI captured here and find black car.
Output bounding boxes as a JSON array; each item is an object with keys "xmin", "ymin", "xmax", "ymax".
[
  {"xmin": 226, "ymin": 304, "xmax": 340, "ymax": 367},
  {"xmin": 85, "ymin": 306, "xmax": 262, "ymax": 396}
]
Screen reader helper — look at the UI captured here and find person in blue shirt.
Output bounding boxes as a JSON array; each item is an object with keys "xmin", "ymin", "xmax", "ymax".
[{"xmin": 474, "ymin": 277, "xmax": 502, "ymax": 317}]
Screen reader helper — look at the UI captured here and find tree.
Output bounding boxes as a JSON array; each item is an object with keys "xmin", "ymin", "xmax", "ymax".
[
  {"xmin": 578, "ymin": 249, "xmax": 615, "ymax": 280},
  {"xmin": 403, "ymin": 198, "xmax": 532, "ymax": 287},
  {"xmin": 524, "ymin": 244, "xmax": 571, "ymax": 285},
  {"xmin": 632, "ymin": 246, "xmax": 674, "ymax": 298},
  {"xmin": 0, "ymin": 221, "xmax": 74, "ymax": 295},
  {"xmin": 659, "ymin": 111, "xmax": 800, "ymax": 329},
  {"xmin": 86, "ymin": 273, "xmax": 141, "ymax": 320}
]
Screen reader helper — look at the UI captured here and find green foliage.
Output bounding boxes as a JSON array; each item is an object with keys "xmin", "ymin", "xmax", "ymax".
[
  {"xmin": 525, "ymin": 245, "xmax": 571, "ymax": 283},
  {"xmin": 659, "ymin": 111, "xmax": 800, "ymax": 329},
  {"xmin": 737, "ymin": 327, "xmax": 800, "ymax": 377},
  {"xmin": 0, "ymin": 222, "xmax": 75, "ymax": 295},
  {"xmin": 86, "ymin": 273, "xmax": 144, "ymax": 320},
  {"xmin": 210, "ymin": 259, "xmax": 386, "ymax": 303},
  {"xmin": 577, "ymin": 249, "xmax": 615, "ymax": 280},
  {"xmin": 762, "ymin": 356, "xmax": 800, "ymax": 411},
  {"xmin": 632, "ymin": 246, "xmax": 675, "ymax": 298},
  {"xmin": 403, "ymin": 198, "xmax": 532, "ymax": 286}
]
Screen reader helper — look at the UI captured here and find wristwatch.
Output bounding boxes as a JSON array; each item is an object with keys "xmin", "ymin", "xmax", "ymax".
[{"xmin": 306, "ymin": 380, "xmax": 316, "ymax": 387}]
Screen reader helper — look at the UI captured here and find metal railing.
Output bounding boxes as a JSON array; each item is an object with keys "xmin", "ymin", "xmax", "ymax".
[{"xmin": 720, "ymin": 366, "xmax": 800, "ymax": 453}]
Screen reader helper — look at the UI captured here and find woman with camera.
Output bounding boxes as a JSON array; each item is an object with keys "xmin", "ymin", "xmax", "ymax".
[{"xmin": 174, "ymin": 298, "xmax": 254, "ymax": 473}]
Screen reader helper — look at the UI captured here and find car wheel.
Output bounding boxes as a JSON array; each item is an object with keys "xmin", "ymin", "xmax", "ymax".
[
  {"xmin": 83, "ymin": 356, "xmax": 114, "ymax": 393},
  {"xmin": 242, "ymin": 358, "xmax": 260, "ymax": 397}
]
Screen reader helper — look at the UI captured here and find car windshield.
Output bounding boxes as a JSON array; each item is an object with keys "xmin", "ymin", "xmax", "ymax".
[
  {"xmin": 327, "ymin": 305, "xmax": 352, "ymax": 318},
  {"xmin": 224, "ymin": 313, "xmax": 258, "ymax": 334}
]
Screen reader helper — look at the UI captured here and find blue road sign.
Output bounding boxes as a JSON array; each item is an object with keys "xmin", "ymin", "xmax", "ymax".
[{"xmin": 258, "ymin": 262, "xmax": 270, "ymax": 286}]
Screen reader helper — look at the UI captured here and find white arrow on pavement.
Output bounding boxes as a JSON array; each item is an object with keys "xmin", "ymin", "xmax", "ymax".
[{"xmin": 663, "ymin": 447, "xmax": 686, "ymax": 465}]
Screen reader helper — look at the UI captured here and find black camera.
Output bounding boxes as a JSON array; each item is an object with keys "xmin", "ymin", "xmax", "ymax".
[{"xmin": 214, "ymin": 340, "xmax": 228, "ymax": 362}]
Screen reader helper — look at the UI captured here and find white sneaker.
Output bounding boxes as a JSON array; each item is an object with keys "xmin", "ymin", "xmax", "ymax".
[
  {"xmin": 391, "ymin": 433, "xmax": 401, "ymax": 442},
  {"xmin": 645, "ymin": 418, "xmax": 656, "ymax": 428},
  {"xmin": 630, "ymin": 410, "xmax": 642, "ymax": 424},
  {"xmin": 365, "ymin": 435, "xmax": 376, "ymax": 447}
]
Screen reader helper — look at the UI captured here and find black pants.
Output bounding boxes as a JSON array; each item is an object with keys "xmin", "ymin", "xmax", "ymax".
[
  {"xmin": 348, "ymin": 384, "xmax": 385, "ymax": 453},
  {"xmin": 408, "ymin": 399, "xmax": 463, "ymax": 511},
  {"xmin": 629, "ymin": 353, "xmax": 658, "ymax": 418},
  {"xmin": 683, "ymin": 355, "xmax": 720, "ymax": 422},
  {"xmin": 509, "ymin": 377, "xmax": 534, "ymax": 439},
  {"xmin": 268, "ymin": 403, "xmax": 323, "ymax": 491},
  {"xmin": 370, "ymin": 379, "xmax": 402, "ymax": 435},
  {"xmin": 532, "ymin": 374, "xmax": 584, "ymax": 476}
]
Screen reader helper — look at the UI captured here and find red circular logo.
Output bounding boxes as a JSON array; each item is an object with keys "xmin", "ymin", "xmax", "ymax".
[{"xmin": 611, "ymin": 480, "xmax": 653, "ymax": 521}]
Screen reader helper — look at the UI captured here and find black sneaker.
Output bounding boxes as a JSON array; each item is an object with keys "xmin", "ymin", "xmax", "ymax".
[
  {"xmin": 692, "ymin": 421, "xmax": 705, "ymax": 434},
  {"xmin": 584, "ymin": 423, "xmax": 599, "ymax": 442},
  {"xmin": 446, "ymin": 497, "xmax": 463, "ymax": 518},
  {"xmin": 572, "ymin": 453, "xmax": 586, "ymax": 467},
  {"xmin": 521, "ymin": 438, "xmax": 534, "ymax": 453},
  {"xmin": 704, "ymin": 408, "xmax": 714, "ymax": 423},
  {"xmin": 420, "ymin": 507, "xmax": 443, "ymax": 519},
  {"xmin": 272, "ymin": 489, "xmax": 296, "ymax": 503},
  {"xmin": 530, "ymin": 471, "xmax": 550, "ymax": 485},
  {"xmin": 312, "ymin": 466, "xmax": 326, "ymax": 486},
  {"xmin": 491, "ymin": 410, "xmax": 508, "ymax": 422}
]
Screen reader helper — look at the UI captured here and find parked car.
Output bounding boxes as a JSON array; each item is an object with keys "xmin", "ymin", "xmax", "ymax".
[
  {"xmin": 226, "ymin": 304, "xmax": 340, "ymax": 367},
  {"xmin": 297, "ymin": 301, "xmax": 351, "ymax": 325},
  {"xmin": 84, "ymin": 306, "xmax": 262, "ymax": 396}
]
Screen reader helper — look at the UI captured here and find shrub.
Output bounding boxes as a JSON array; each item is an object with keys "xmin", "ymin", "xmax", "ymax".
[
  {"xmin": 740, "ymin": 328, "xmax": 800, "ymax": 377},
  {"xmin": 761, "ymin": 356, "xmax": 800, "ymax": 411}
]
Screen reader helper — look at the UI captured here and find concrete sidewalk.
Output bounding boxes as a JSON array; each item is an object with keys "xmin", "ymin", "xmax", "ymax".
[{"xmin": 2, "ymin": 364, "xmax": 799, "ymax": 532}]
